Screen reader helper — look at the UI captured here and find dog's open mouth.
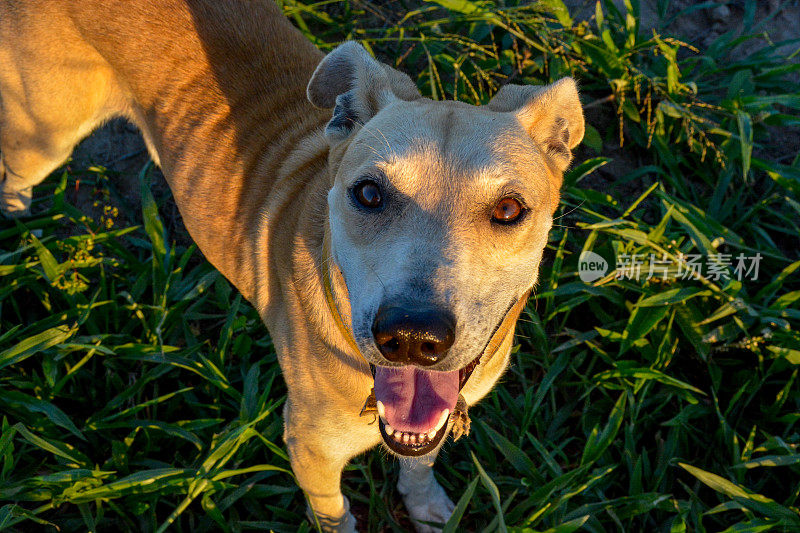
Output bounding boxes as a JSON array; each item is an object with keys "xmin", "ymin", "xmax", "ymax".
[{"xmin": 374, "ymin": 353, "xmax": 481, "ymax": 456}]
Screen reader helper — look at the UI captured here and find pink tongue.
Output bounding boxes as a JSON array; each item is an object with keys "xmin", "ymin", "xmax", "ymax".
[{"xmin": 374, "ymin": 366, "xmax": 460, "ymax": 433}]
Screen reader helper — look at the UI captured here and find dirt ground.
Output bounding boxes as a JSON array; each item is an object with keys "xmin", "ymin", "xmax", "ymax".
[
  {"xmin": 58, "ymin": 0, "xmax": 799, "ymax": 226},
  {"xmin": 567, "ymin": 0, "xmax": 800, "ymax": 53}
]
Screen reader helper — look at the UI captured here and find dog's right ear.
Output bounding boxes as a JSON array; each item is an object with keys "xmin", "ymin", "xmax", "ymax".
[
  {"xmin": 488, "ymin": 78, "xmax": 584, "ymax": 173},
  {"xmin": 307, "ymin": 41, "xmax": 420, "ymax": 142}
]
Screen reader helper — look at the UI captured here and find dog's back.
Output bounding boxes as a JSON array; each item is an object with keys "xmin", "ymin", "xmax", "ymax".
[{"xmin": 0, "ymin": 0, "xmax": 328, "ymax": 303}]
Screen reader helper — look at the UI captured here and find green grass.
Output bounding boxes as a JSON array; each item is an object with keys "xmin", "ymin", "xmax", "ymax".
[{"xmin": 2, "ymin": 0, "xmax": 800, "ymax": 531}]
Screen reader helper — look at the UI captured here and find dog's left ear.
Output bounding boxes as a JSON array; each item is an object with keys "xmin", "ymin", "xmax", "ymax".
[
  {"xmin": 488, "ymin": 78, "xmax": 584, "ymax": 172},
  {"xmin": 307, "ymin": 41, "xmax": 421, "ymax": 142}
]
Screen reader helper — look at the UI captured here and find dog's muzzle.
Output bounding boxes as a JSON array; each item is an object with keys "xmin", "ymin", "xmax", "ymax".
[{"xmin": 372, "ymin": 306, "xmax": 455, "ymax": 367}]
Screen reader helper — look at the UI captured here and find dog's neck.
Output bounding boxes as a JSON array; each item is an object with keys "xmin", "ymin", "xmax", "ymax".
[{"xmin": 72, "ymin": 0, "xmax": 331, "ymax": 304}]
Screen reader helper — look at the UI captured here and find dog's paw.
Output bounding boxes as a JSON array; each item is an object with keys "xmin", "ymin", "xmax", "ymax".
[
  {"xmin": 0, "ymin": 159, "xmax": 31, "ymax": 218},
  {"xmin": 399, "ymin": 476, "xmax": 455, "ymax": 533},
  {"xmin": 0, "ymin": 183, "xmax": 33, "ymax": 218},
  {"xmin": 306, "ymin": 496, "xmax": 358, "ymax": 533}
]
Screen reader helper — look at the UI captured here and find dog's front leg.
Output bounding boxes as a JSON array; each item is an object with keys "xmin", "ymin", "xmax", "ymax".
[
  {"xmin": 285, "ymin": 433, "xmax": 357, "ymax": 531},
  {"xmin": 284, "ymin": 396, "xmax": 379, "ymax": 532},
  {"xmin": 398, "ymin": 455, "xmax": 455, "ymax": 532}
]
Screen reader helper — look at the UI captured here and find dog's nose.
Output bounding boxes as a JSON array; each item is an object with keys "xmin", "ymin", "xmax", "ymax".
[{"xmin": 372, "ymin": 306, "xmax": 455, "ymax": 366}]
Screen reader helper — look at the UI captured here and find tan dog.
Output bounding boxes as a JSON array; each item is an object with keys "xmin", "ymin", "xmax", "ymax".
[{"xmin": 0, "ymin": 0, "xmax": 584, "ymax": 530}]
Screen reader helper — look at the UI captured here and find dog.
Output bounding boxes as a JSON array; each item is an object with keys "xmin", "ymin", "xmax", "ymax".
[{"xmin": 0, "ymin": 0, "xmax": 584, "ymax": 530}]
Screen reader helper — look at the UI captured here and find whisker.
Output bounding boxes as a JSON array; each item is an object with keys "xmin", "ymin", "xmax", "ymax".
[
  {"xmin": 554, "ymin": 199, "xmax": 586, "ymax": 221},
  {"xmin": 551, "ymin": 223, "xmax": 578, "ymax": 230}
]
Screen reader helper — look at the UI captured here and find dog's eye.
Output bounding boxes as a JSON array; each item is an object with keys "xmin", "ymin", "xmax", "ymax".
[
  {"xmin": 492, "ymin": 197, "xmax": 524, "ymax": 224},
  {"xmin": 354, "ymin": 181, "xmax": 383, "ymax": 209}
]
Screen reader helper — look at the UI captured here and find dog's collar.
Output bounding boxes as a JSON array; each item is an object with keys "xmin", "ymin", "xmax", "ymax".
[
  {"xmin": 476, "ymin": 288, "xmax": 530, "ymax": 375},
  {"xmin": 321, "ymin": 238, "xmax": 372, "ymax": 372},
  {"xmin": 321, "ymin": 237, "xmax": 530, "ymax": 404}
]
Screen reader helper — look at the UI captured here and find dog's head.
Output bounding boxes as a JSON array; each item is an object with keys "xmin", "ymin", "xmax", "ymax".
[{"xmin": 308, "ymin": 42, "xmax": 584, "ymax": 456}]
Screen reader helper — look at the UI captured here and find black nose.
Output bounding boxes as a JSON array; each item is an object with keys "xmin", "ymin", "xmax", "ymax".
[{"xmin": 372, "ymin": 306, "xmax": 456, "ymax": 366}]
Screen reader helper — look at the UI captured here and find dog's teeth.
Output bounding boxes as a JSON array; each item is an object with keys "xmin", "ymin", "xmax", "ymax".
[
  {"xmin": 428, "ymin": 428, "xmax": 437, "ymax": 439},
  {"xmin": 410, "ymin": 434, "xmax": 417, "ymax": 444},
  {"xmin": 419, "ymin": 433, "xmax": 427, "ymax": 443},
  {"xmin": 384, "ymin": 423, "xmax": 394, "ymax": 436},
  {"xmin": 376, "ymin": 401, "xmax": 385, "ymax": 418},
  {"xmin": 403, "ymin": 433, "xmax": 410, "ymax": 444},
  {"xmin": 435, "ymin": 409, "xmax": 450, "ymax": 432}
]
